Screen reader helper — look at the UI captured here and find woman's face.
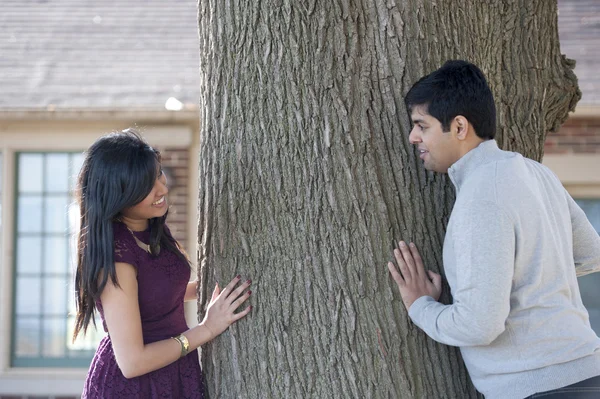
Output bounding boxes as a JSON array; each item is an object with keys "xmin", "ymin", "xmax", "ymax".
[{"xmin": 120, "ymin": 167, "xmax": 169, "ymax": 226}]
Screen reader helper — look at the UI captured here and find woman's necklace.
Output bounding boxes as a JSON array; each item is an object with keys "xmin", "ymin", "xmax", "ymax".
[{"xmin": 123, "ymin": 224, "xmax": 158, "ymax": 254}]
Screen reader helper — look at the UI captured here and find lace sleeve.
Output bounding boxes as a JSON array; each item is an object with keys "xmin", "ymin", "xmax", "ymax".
[{"xmin": 114, "ymin": 239, "xmax": 138, "ymax": 268}]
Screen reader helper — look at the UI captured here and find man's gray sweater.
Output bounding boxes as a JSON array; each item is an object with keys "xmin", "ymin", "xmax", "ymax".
[{"xmin": 408, "ymin": 140, "xmax": 600, "ymax": 398}]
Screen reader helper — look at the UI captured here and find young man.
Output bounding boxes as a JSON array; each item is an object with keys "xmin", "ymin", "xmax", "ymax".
[{"xmin": 388, "ymin": 60, "xmax": 600, "ymax": 398}]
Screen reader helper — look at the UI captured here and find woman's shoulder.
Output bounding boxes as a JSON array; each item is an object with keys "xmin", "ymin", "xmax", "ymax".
[
  {"xmin": 112, "ymin": 221, "xmax": 131, "ymax": 245},
  {"xmin": 112, "ymin": 221, "xmax": 138, "ymax": 266}
]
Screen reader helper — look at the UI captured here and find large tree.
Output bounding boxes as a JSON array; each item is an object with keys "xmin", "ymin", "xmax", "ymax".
[{"xmin": 196, "ymin": 1, "xmax": 579, "ymax": 397}]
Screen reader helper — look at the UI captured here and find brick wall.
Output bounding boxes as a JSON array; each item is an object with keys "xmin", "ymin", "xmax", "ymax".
[
  {"xmin": 545, "ymin": 117, "xmax": 600, "ymax": 154},
  {"xmin": 158, "ymin": 147, "xmax": 191, "ymax": 252}
]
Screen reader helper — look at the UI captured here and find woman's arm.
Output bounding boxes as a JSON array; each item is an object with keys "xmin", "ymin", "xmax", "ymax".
[
  {"xmin": 101, "ymin": 262, "xmax": 251, "ymax": 379},
  {"xmin": 184, "ymin": 280, "xmax": 198, "ymax": 302}
]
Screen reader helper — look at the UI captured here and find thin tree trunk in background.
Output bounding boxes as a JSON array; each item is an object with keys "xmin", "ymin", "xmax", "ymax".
[{"xmin": 196, "ymin": 1, "xmax": 579, "ymax": 397}]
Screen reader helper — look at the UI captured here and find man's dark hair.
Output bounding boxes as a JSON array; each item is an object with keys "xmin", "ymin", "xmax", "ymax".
[{"xmin": 404, "ymin": 60, "xmax": 496, "ymax": 140}]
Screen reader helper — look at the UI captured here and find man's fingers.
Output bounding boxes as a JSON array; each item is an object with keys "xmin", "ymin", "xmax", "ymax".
[
  {"xmin": 393, "ymin": 248, "xmax": 412, "ymax": 282},
  {"xmin": 388, "ymin": 262, "xmax": 405, "ymax": 287},
  {"xmin": 409, "ymin": 242, "xmax": 426, "ymax": 276},
  {"xmin": 428, "ymin": 270, "xmax": 442, "ymax": 291},
  {"xmin": 398, "ymin": 241, "xmax": 417, "ymax": 277}
]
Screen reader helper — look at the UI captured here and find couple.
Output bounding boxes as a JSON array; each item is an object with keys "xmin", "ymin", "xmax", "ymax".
[{"xmin": 75, "ymin": 60, "xmax": 600, "ymax": 399}]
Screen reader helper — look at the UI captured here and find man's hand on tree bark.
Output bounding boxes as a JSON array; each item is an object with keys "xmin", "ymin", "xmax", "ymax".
[{"xmin": 387, "ymin": 241, "xmax": 442, "ymax": 310}]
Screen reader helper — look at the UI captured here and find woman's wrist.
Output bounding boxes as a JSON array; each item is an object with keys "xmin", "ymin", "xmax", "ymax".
[
  {"xmin": 171, "ymin": 334, "xmax": 190, "ymax": 358},
  {"xmin": 200, "ymin": 321, "xmax": 217, "ymax": 341}
]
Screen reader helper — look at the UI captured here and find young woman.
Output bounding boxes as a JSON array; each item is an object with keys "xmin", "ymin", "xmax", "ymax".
[{"xmin": 73, "ymin": 130, "xmax": 252, "ymax": 398}]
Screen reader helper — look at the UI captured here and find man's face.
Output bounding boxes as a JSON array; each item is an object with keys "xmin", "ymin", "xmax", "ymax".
[{"xmin": 408, "ymin": 105, "xmax": 461, "ymax": 173}]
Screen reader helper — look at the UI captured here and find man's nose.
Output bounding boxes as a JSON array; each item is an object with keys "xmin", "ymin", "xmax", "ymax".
[{"xmin": 409, "ymin": 127, "xmax": 421, "ymax": 144}]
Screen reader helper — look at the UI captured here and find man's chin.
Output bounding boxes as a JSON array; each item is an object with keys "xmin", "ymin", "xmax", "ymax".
[{"xmin": 423, "ymin": 163, "xmax": 448, "ymax": 174}]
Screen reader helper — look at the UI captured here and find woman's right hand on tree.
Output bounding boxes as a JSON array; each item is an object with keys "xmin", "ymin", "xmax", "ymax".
[{"xmin": 201, "ymin": 276, "xmax": 252, "ymax": 339}]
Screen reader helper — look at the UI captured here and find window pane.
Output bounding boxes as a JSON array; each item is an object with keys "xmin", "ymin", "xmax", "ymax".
[
  {"xmin": 18, "ymin": 196, "xmax": 43, "ymax": 233},
  {"xmin": 44, "ymin": 196, "xmax": 69, "ymax": 233},
  {"xmin": 574, "ymin": 198, "xmax": 600, "ymax": 336},
  {"xmin": 579, "ymin": 273, "xmax": 600, "ymax": 333},
  {"xmin": 15, "ymin": 318, "xmax": 40, "ymax": 357},
  {"xmin": 0, "ymin": 152, "xmax": 2, "ymax": 275},
  {"xmin": 44, "ymin": 237, "xmax": 68, "ymax": 274},
  {"xmin": 45, "ymin": 154, "xmax": 70, "ymax": 193},
  {"xmin": 43, "ymin": 277, "xmax": 67, "ymax": 316},
  {"xmin": 68, "ymin": 202, "xmax": 81, "ymax": 268},
  {"xmin": 18, "ymin": 154, "xmax": 43, "ymax": 193},
  {"xmin": 67, "ymin": 316, "xmax": 103, "ymax": 351},
  {"xmin": 43, "ymin": 318, "xmax": 66, "ymax": 358},
  {"xmin": 16, "ymin": 277, "xmax": 41, "ymax": 315},
  {"xmin": 13, "ymin": 151, "xmax": 101, "ymax": 367},
  {"xmin": 0, "ymin": 152, "xmax": 3, "ymax": 188},
  {"xmin": 17, "ymin": 236, "xmax": 42, "ymax": 274},
  {"xmin": 70, "ymin": 153, "xmax": 84, "ymax": 190}
]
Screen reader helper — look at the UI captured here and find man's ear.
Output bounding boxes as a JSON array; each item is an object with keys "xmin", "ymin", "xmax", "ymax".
[{"xmin": 454, "ymin": 115, "xmax": 469, "ymax": 140}]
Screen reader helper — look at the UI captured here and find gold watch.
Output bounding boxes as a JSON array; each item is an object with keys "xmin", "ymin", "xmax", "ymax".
[{"xmin": 171, "ymin": 334, "xmax": 190, "ymax": 358}]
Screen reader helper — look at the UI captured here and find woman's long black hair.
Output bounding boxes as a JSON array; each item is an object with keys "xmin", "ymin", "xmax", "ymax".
[{"xmin": 73, "ymin": 129, "xmax": 190, "ymax": 341}]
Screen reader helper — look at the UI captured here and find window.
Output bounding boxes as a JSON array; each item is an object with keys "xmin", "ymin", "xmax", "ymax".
[
  {"xmin": 0, "ymin": 152, "xmax": 3, "ymax": 265},
  {"xmin": 575, "ymin": 199, "xmax": 600, "ymax": 335},
  {"xmin": 11, "ymin": 152, "xmax": 103, "ymax": 367}
]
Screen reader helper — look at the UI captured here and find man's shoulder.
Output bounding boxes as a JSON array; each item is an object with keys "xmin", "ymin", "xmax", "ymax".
[
  {"xmin": 465, "ymin": 150, "xmax": 557, "ymax": 190},
  {"xmin": 456, "ymin": 154, "xmax": 526, "ymax": 207}
]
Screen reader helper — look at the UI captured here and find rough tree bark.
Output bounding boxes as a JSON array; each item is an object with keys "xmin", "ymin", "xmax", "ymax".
[{"xmin": 196, "ymin": 1, "xmax": 579, "ymax": 397}]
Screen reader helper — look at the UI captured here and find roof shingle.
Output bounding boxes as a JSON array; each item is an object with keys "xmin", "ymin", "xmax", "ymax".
[
  {"xmin": 1, "ymin": 0, "xmax": 598, "ymax": 109},
  {"xmin": 0, "ymin": 0, "xmax": 200, "ymax": 109},
  {"xmin": 558, "ymin": 0, "xmax": 600, "ymax": 106}
]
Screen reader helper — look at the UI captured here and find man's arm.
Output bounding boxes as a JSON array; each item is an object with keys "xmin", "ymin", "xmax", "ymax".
[
  {"xmin": 566, "ymin": 193, "xmax": 600, "ymax": 277},
  {"xmin": 388, "ymin": 200, "xmax": 514, "ymax": 347}
]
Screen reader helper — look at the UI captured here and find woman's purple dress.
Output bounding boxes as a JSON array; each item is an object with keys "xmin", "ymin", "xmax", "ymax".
[{"xmin": 82, "ymin": 221, "xmax": 205, "ymax": 398}]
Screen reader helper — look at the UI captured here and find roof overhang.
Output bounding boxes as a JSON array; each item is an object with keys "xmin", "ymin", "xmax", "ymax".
[
  {"xmin": 0, "ymin": 106, "xmax": 199, "ymax": 122},
  {"xmin": 570, "ymin": 105, "xmax": 600, "ymax": 119}
]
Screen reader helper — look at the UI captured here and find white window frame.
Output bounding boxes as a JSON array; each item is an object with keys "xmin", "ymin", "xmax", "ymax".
[{"xmin": 543, "ymin": 153, "xmax": 600, "ymax": 199}]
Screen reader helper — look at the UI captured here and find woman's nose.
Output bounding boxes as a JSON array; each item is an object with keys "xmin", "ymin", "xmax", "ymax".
[{"xmin": 156, "ymin": 177, "xmax": 168, "ymax": 195}]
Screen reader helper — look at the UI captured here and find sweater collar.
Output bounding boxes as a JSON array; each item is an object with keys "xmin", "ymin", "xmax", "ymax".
[{"xmin": 448, "ymin": 140, "xmax": 502, "ymax": 189}]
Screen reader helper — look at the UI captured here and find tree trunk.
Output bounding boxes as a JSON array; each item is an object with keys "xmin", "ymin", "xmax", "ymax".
[{"xmin": 196, "ymin": 1, "xmax": 579, "ymax": 397}]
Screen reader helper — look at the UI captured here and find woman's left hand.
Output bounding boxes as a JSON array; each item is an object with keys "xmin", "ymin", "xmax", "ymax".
[{"xmin": 201, "ymin": 276, "xmax": 252, "ymax": 340}]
